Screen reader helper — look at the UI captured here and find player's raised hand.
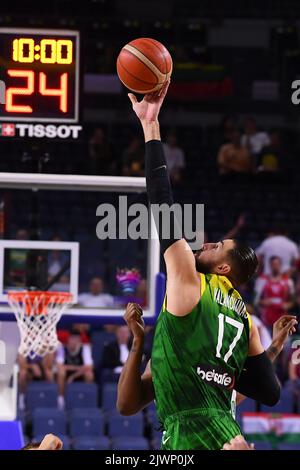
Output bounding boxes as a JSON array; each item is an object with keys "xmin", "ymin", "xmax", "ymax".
[
  {"xmin": 38, "ymin": 434, "xmax": 63, "ymax": 450},
  {"xmin": 272, "ymin": 315, "xmax": 298, "ymax": 351},
  {"xmin": 222, "ymin": 435, "xmax": 254, "ymax": 451},
  {"xmin": 128, "ymin": 79, "xmax": 170, "ymax": 123},
  {"xmin": 124, "ymin": 302, "xmax": 145, "ymax": 339}
]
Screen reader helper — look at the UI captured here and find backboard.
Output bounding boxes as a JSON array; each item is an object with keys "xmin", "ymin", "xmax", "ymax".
[{"xmin": 0, "ymin": 173, "xmax": 162, "ymax": 324}]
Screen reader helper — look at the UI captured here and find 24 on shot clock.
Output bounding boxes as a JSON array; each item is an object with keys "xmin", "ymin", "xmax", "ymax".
[{"xmin": 0, "ymin": 28, "xmax": 80, "ymax": 123}]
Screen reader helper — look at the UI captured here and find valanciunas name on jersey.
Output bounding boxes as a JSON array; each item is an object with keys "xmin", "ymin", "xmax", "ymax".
[
  {"xmin": 213, "ymin": 288, "xmax": 247, "ymax": 318},
  {"xmin": 196, "ymin": 364, "xmax": 235, "ymax": 390}
]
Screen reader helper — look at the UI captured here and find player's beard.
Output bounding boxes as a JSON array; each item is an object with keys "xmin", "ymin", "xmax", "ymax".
[{"xmin": 194, "ymin": 250, "xmax": 215, "ymax": 274}]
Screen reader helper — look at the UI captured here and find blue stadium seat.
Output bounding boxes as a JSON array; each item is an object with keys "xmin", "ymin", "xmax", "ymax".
[
  {"xmin": 101, "ymin": 369, "xmax": 120, "ymax": 384},
  {"xmin": 70, "ymin": 408, "xmax": 104, "ymax": 437},
  {"xmin": 102, "ymin": 383, "xmax": 118, "ymax": 411},
  {"xmin": 26, "ymin": 382, "xmax": 58, "ymax": 411},
  {"xmin": 111, "ymin": 437, "xmax": 149, "ymax": 450},
  {"xmin": 32, "ymin": 408, "xmax": 66, "ymax": 437},
  {"xmin": 145, "ymin": 401, "xmax": 156, "ymax": 413},
  {"xmin": 65, "ymin": 382, "xmax": 98, "ymax": 410},
  {"xmin": 108, "ymin": 411, "xmax": 144, "ymax": 438},
  {"xmin": 277, "ymin": 442, "xmax": 300, "ymax": 450},
  {"xmin": 72, "ymin": 436, "xmax": 110, "ymax": 450},
  {"xmin": 151, "ymin": 435, "xmax": 162, "ymax": 450},
  {"xmin": 260, "ymin": 386, "xmax": 294, "ymax": 413},
  {"xmin": 34, "ymin": 434, "xmax": 71, "ymax": 450}
]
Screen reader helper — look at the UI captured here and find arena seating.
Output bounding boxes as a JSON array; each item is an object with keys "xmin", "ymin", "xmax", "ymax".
[
  {"xmin": 69, "ymin": 408, "xmax": 105, "ymax": 437},
  {"xmin": 26, "ymin": 382, "xmax": 58, "ymax": 411},
  {"xmin": 32, "ymin": 408, "xmax": 67, "ymax": 437},
  {"xmin": 107, "ymin": 411, "xmax": 144, "ymax": 438},
  {"xmin": 65, "ymin": 382, "xmax": 98, "ymax": 410}
]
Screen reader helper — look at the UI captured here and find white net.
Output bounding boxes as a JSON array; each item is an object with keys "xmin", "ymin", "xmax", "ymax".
[{"xmin": 7, "ymin": 291, "xmax": 73, "ymax": 360}]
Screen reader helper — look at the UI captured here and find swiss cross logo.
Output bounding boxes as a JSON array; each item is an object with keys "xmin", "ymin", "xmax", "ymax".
[{"xmin": 1, "ymin": 124, "xmax": 15, "ymax": 137}]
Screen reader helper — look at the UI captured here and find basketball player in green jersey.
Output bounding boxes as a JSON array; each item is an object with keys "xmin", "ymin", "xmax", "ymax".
[
  {"xmin": 119, "ymin": 81, "xmax": 282, "ymax": 450},
  {"xmin": 118, "ymin": 304, "xmax": 296, "ymax": 450}
]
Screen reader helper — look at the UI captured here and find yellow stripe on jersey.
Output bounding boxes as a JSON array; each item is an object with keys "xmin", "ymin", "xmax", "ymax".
[
  {"xmin": 246, "ymin": 311, "xmax": 252, "ymax": 333},
  {"xmin": 199, "ymin": 272, "xmax": 206, "ymax": 297}
]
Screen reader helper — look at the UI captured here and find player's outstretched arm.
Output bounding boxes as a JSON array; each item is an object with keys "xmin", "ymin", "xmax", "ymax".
[
  {"xmin": 235, "ymin": 321, "xmax": 281, "ymax": 406},
  {"xmin": 128, "ymin": 83, "xmax": 200, "ymax": 317},
  {"xmin": 117, "ymin": 303, "xmax": 155, "ymax": 415},
  {"xmin": 236, "ymin": 314, "xmax": 297, "ymax": 405}
]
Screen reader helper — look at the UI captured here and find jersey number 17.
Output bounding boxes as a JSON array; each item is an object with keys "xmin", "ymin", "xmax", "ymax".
[{"xmin": 215, "ymin": 313, "xmax": 244, "ymax": 363}]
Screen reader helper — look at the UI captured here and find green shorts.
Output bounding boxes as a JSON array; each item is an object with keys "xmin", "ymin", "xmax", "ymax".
[{"xmin": 160, "ymin": 407, "xmax": 242, "ymax": 450}]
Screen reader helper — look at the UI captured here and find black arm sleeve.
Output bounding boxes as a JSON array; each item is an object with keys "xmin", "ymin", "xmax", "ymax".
[
  {"xmin": 235, "ymin": 351, "xmax": 281, "ymax": 406},
  {"xmin": 145, "ymin": 140, "xmax": 181, "ymax": 253}
]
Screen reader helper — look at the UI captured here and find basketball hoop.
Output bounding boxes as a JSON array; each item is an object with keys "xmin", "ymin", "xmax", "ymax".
[{"xmin": 7, "ymin": 291, "xmax": 73, "ymax": 360}]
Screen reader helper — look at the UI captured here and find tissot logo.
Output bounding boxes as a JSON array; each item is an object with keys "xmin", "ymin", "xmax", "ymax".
[
  {"xmin": 196, "ymin": 363, "xmax": 235, "ymax": 390},
  {"xmin": 0, "ymin": 124, "xmax": 82, "ymax": 139}
]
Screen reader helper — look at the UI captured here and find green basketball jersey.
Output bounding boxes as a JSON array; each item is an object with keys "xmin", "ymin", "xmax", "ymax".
[{"xmin": 151, "ymin": 273, "xmax": 251, "ymax": 427}]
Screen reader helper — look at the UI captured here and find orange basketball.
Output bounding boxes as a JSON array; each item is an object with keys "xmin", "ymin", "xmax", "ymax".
[{"xmin": 117, "ymin": 38, "xmax": 173, "ymax": 94}]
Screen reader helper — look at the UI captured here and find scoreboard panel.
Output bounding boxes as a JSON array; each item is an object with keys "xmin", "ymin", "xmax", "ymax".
[{"xmin": 0, "ymin": 28, "xmax": 80, "ymax": 123}]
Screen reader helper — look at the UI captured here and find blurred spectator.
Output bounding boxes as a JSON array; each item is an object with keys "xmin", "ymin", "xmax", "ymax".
[
  {"xmin": 6, "ymin": 228, "xmax": 30, "ymax": 288},
  {"xmin": 48, "ymin": 235, "xmax": 68, "ymax": 278},
  {"xmin": 78, "ymin": 277, "xmax": 114, "ymax": 308},
  {"xmin": 217, "ymin": 129, "xmax": 252, "ymax": 177},
  {"xmin": 15, "ymin": 228, "xmax": 29, "ymax": 240},
  {"xmin": 163, "ymin": 131, "xmax": 186, "ymax": 184},
  {"xmin": 18, "ymin": 353, "xmax": 54, "ymax": 410},
  {"xmin": 56, "ymin": 330, "xmax": 94, "ymax": 409},
  {"xmin": 57, "ymin": 323, "xmax": 90, "ymax": 345},
  {"xmin": 122, "ymin": 137, "xmax": 145, "ymax": 176},
  {"xmin": 257, "ymin": 130, "xmax": 284, "ymax": 174},
  {"xmin": 256, "ymin": 256, "xmax": 295, "ymax": 329},
  {"xmin": 102, "ymin": 326, "xmax": 131, "ymax": 375},
  {"xmin": 256, "ymin": 229, "xmax": 299, "ymax": 276},
  {"xmin": 219, "ymin": 115, "xmax": 237, "ymax": 144},
  {"xmin": 87, "ymin": 127, "xmax": 114, "ymax": 175},
  {"xmin": 49, "ymin": 274, "xmax": 70, "ymax": 292},
  {"xmin": 241, "ymin": 116, "xmax": 270, "ymax": 158},
  {"xmin": 288, "ymin": 343, "xmax": 300, "ymax": 384}
]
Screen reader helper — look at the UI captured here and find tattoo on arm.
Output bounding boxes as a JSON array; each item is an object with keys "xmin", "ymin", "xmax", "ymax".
[{"xmin": 267, "ymin": 345, "xmax": 279, "ymax": 361}]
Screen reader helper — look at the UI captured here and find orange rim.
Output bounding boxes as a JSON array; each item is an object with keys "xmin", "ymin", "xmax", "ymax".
[{"xmin": 8, "ymin": 291, "xmax": 73, "ymax": 304}]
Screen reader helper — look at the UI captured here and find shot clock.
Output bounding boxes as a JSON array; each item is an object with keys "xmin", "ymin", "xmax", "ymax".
[{"xmin": 0, "ymin": 28, "xmax": 80, "ymax": 123}]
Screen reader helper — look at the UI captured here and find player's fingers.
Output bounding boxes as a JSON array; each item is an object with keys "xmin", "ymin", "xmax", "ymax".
[
  {"xmin": 158, "ymin": 79, "xmax": 170, "ymax": 99},
  {"xmin": 128, "ymin": 93, "xmax": 137, "ymax": 105},
  {"xmin": 222, "ymin": 443, "xmax": 231, "ymax": 450},
  {"xmin": 134, "ymin": 304, "xmax": 143, "ymax": 316},
  {"xmin": 39, "ymin": 434, "xmax": 62, "ymax": 451},
  {"xmin": 250, "ymin": 443, "xmax": 255, "ymax": 450},
  {"xmin": 283, "ymin": 319, "xmax": 297, "ymax": 334},
  {"xmin": 279, "ymin": 315, "xmax": 297, "ymax": 324}
]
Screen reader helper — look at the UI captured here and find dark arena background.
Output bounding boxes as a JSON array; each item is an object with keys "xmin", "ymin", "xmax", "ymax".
[{"xmin": 0, "ymin": 0, "xmax": 299, "ymax": 454}]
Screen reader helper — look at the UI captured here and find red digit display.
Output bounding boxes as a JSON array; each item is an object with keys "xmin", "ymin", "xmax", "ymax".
[
  {"xmin": 39, "ymin": 72, "xmax": 68, "ymax": 113},
  {"xmin": 0, "ymin": 28, "xmax": 80, "ymax": 123},
  {"xmin": 6, "ymin": 69, "xmax": 34, "ymax": 113}
]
